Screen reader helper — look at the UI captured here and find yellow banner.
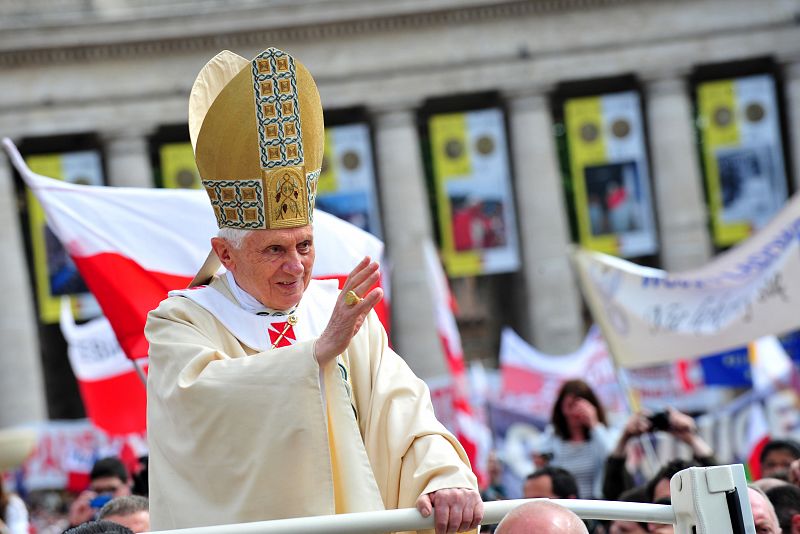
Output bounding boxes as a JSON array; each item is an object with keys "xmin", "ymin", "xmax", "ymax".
[
  {"xmin": 160, "ymin": 143, "xmax": 200, "ymax": 189},
  {"xmin": 697, "ymin": 79, "xmax": 746, "ymax": 246},
  {"xmin": 26, "ymin": 155, "xmax": 70, "ymax": 323},
  {"xmin": 429, "ymin": 112, "xmax": 481, "ymax": 276},
  {"xmin": 430, "ymin": 113, "xmax": 471, "ymax": 180},
  {"xmin": 565, "ymin": 96, "xmax": 618, "ymax": 254},
  {"xmin": 317, "ymin": 129, "xmax": 337, "ymax": 194}
]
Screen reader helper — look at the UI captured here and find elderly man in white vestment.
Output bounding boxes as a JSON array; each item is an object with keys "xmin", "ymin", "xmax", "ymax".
[{"xmin": 144, "ymin": 47, "xmax": 483, "ymax": 534}]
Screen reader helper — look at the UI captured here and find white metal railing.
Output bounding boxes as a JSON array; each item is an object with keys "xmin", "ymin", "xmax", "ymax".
[
  {"xmin": 148, "ymin": 465, "xmax": 755, "ymax": 534},
  {"xmin": 149, "ymin": 500, "xmax": 673, "ymax": 534}
]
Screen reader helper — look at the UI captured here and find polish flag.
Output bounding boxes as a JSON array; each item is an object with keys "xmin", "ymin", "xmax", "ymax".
[
  {"xmin": 4, "ymin": 138, "xmax": 389, "ymax": 366},
  {"xmin": 423, "ymin": 241, "xmax": 492, "ymax": 488},
  {"xmin": 59, "ymin": 299, "xmax": 147, "ymax": 436}
]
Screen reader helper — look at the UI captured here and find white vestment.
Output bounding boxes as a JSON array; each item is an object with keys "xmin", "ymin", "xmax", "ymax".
[{"xmin": 145, "ymin": 276, "xmax": 477, "ymax": 531}]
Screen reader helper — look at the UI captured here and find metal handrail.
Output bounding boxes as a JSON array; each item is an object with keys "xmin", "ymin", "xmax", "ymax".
[{"xmin": 149, "ymin": 499, "xmax": 675, "ymax": 534}]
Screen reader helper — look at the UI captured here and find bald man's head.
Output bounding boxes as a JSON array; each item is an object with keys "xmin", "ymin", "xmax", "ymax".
[
  {"xmin": 495, "ymin": 501, "xmax": 588, "ymax": 534},
  {"xmin": 748, "ymin": 486, "xmax": 781, "ymax": 534}
]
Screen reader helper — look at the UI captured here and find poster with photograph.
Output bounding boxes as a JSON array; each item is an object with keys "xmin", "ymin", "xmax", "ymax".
[
  {"xmin": 697, "ymin": 74, "xmax": 788, "ymax": 247},
  {"xmin": 564, "ymin": 91, "xmax": 658, "ymax": 258},
  {"xmin": 25, "ymin": 152, "xmax": 104, "ymax": 323},
  {"xmin": 316, "ymin": 123, "xmax": 382, "ymax": 237},
  {"xmin": 159, "ymin": 142, "xmax": 201, "ymax": 189},
  {"xmin": 429, "ymin": 108, "xmax": 520, "ymax": 277}
]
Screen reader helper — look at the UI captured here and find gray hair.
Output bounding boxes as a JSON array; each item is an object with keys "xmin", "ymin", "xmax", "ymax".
[
  {"xmin": 98, "ymin": 495, "xmax": 149, "ymax": 519},
  {"xmin": 217, "ymin": 227, "xmax": 253, "ymax": 249}
]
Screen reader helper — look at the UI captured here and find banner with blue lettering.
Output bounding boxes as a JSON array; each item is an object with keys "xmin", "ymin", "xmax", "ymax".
[{"xmin": 573, "ymin": 193, "xmax": 800, "ymax": 368}]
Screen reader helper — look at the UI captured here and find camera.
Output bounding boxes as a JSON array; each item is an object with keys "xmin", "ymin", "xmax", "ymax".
[
  {"xmin": 647, "ymin": 411, "xmax": 671, "ymax": 432},
  {"xmin": 89, "ymin": 494, "xmax": 113, "ymax": 510}
]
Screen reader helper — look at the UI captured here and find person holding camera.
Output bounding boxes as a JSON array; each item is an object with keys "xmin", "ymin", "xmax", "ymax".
[
  {"xmin": 66, "ymin": 458, "xmax": 133, "ymax": 530},
  {"xmin": 602, "ymin": 408, "xmax": 716, "ymax": 501}
]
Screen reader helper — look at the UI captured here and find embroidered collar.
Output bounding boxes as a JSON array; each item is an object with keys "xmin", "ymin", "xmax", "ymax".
[{"xmin": 225, "ymin": 271, "xmax": 298, "ymax": 317}]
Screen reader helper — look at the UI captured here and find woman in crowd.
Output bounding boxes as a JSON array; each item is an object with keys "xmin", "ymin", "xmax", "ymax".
[
  {"xmin": 0, "ymin": 482, "xmax": 30, "ymax": 534},
  {"xmin": 537, "ymin": 379, "xmax": 616, "ymax": 500}
]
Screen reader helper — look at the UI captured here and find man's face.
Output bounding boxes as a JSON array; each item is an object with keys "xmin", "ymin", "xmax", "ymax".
[
  {"xmin": 523, "ymin": 475, "xmax": 558, "ymax": 499},
  {"xmin": 487, "ymin": 452, "xmax": 503, "ymax": 480},
  {"xmin": 652, "ymin": 478, "xmax": 671, "ymax": 503},
  {"xmin": 749, "ymin": 488, "xmax": 781, "ymax": 534},
  {"xmin": 215, "ymin": 226, "xmax": 315, "ymax": 310},
  {"xmin": 89, "ymin": 476, "xmax": 130, "ymax": 498},
  {"xmin": 762, "ymin": 449, "xmax": 797, "ymax": 479},
  {"xmin": 104, "ymin": 511, "xmax": 150, "ymax": 533}
]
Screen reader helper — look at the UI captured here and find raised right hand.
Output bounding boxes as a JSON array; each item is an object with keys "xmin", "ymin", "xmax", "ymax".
[{"xmin": 314, "ymin": 257, "xmax": 383, "ymax": 367}]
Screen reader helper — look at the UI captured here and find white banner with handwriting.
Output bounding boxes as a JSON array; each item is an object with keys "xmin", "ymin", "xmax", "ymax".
[{"xmin": 574, "ymin": 193, "xmax": 800, "ymax": 368}]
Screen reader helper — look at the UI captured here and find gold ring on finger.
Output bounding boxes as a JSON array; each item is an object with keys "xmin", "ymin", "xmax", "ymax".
[{"xmin": 345, "ymin": 290, "xmax": 363, "ymax": 306}]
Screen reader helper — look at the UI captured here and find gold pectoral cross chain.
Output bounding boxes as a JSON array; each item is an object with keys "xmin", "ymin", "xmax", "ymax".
[{"xmin": 270, "ymin": 314, "xmax": 298, "ymax": 349}]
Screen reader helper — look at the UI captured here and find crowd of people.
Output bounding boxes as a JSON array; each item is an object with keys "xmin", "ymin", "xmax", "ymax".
[
  {"xmin": 479, "ymin": 378, "xmax": 800, "ymax": 534},
  {"xmin": 3, "ymin": 379, "xmax": 800, "ymax": 533},
  {"xmin": 1, "ymin": 456, "xmax": 149, "ymax": 534}
]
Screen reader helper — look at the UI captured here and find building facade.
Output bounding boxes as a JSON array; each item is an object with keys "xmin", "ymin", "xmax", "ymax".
[{"xmin": 1, "ymin": 0, "xmax": 799, "ymax": 426}]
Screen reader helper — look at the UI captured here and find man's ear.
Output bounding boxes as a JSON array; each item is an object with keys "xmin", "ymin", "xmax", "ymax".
[
  {"xmin": 211, "ymin": 237, "xmax": 235, "ymax": 271},
  {"xmin": 791, "ymin": 512, "xmax": 800, "ymax": 534}
]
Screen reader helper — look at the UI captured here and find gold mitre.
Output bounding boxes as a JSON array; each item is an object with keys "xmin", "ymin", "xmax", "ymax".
[{"xmin": 194, "ymin": 47, "xmax": 324, "ymax": 230}]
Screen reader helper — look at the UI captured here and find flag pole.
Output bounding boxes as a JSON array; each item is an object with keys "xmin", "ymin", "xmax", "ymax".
[
  {"xmin": 131, "ymin": 358, "xmax": 147, "ymax": 387},
  {"xmin": 569, "ymin": 246, "xmax": 661, "ymax": 474},
  {"xmin": 612, "ymin": 360, "xmax": 661, "ymax": 474}
]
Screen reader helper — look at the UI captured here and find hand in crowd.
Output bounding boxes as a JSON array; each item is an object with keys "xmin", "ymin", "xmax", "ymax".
[
  {"xmin": 666, "ymin": 408, "xmax": 713, "ymax": 458},
  {"xmin": 416, "ymin": 487, "xmax": 484, "ymax": 534},
  {"xmin": 564, "ymin": 395, "xmax": 599, "ymax": 429},
  {"xmin": 623, "ymin": 412, "xmax": 651, "ymax": 437},
  {"xmin": 666, "ymin": 407, "xmax": 695, "ymax": 438},
  {"xmin": 574, "ymin": 397, "xmax": 599, "ymax": 428},
  {"xmin": 315, "ymin": 257, "xmax": 383, "ymax": 366},
  {"xmin": 612, "ymin": 413, "xmax": 650, "ymax": 457},
  {"xmin": 67, "ymin": 490, "xmax": 97, "ymax": 527},
  {"xmin": 789, "ymin": 458, "xmax": 800, "ymax": 486}
]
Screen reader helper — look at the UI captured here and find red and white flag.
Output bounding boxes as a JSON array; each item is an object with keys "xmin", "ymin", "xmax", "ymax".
[
  {"xmin": 4, "ymin": 138, "xmax": 389, "ymax": 364},
  {"xmin": 423, "ymin": 241, "xmax": 492, "ymax": 488},
  {"xmin": 59, "ymin": 299, "xmax": 147, "ymax": 436}
]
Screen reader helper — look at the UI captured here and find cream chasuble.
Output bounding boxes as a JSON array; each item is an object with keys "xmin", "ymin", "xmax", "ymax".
[{"xmin": 145, "ymin": 276, "xmax": 477, "ymax": 532}]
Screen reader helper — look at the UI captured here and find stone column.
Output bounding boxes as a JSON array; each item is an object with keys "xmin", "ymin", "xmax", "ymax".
[
  {"xmin": 372, "ymin": 105, "xmax": 446, "ymax": 380},
  {"xmin": 101, "ymin": 128, "xmax": 154, "ymax": 188},
  {"xmin": 506, "ymin": 91, "xmax": 584, "ymax": 354},
  {"xmin": 644, "ymin": 75, "xmax": 712, "ymax": 271},
  {"xmin": 0, "ymin": 152, "xmax": 47, "ymax": 427},
  {"xmin": 782, "ymin": 60, "xmax": 800, "ymax": 192}
]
